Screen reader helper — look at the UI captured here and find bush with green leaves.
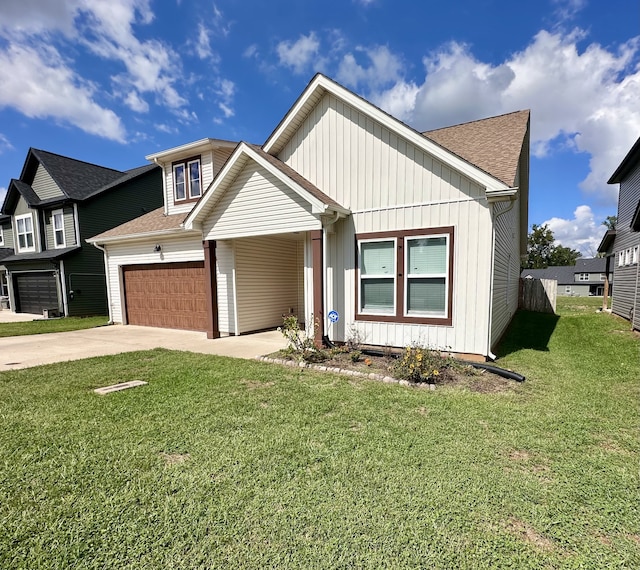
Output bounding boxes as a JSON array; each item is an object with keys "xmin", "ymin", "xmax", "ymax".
[
  {"xmin": 393, "ymin": 345, "xmax": 454, "ymax": 383},
  {"xmin": 278, "ymin": 315, "xmax": 326, "ymax": 362}
]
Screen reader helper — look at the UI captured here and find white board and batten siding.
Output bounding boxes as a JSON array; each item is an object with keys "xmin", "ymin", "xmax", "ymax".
[
  {"xmin": 103, "ymin": 235, "xmax": 205, "ymax": 325},
  {"xmin": 279, "ymin": 92, "xmax": 495, "ymax": 355},
  {"xmin": 202, "ymin": 159, "xmax": 321, "ymax": 241}
]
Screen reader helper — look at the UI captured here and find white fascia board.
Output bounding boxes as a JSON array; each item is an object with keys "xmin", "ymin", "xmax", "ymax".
[
  {"xmin": 86, "ymin": 227, "xmax": 196, "ymax": 245},
  {"xmin": 183, "ymin": 143, "xmax": 248, "ymax": 230},
  {"xmin": 184, "ymin": 143, "xmax": 348, "ymax": 230},
  {"xmin": 145, "ymin": 138, "xmax": 237, "ymax": 163},
  {"xmin": 263, "ymin": 74, "xmax": 508, "ymax": 193},
  {"xmin": 486, "ymin": 187, "xmax": 519, "ymax": 202}
]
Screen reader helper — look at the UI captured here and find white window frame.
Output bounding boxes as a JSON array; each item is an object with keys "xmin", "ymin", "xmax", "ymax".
[
  {"xmin": 565, "ymin": 286, "xmax": 572, "ymax": 294},
  {"xmin": 578, "ymin": 272, "xmax": 589, "ymax": 282},
  {"xmin": 632, "ymin": 246, "xmax": 639, "ymax": 265},
  {"xmin": 52, "ymin": 209, "xmax": 66, "ymax": 249},
  {"xmin": 187, "ymin": 159, "xmax": 202, "ymax": 199},
  {"xmin": 599, "ymin": 273, "xmax": 606, "ymax": 281},
  {"xmin": 625, "ymin": 248, "xmax": 631, "ymax": 266},
  {"xmin": 0, "ymin": 225, "xmax": 3, "ymax": 246},
  {"xmin": 357, "ymin": 237, "xmax": 397, "ymax": 316},
  {"xmin": 173, "ymin": 157, "xmax": 202, "ymax": 202},
  {"xmin": 618, "ymin": 251, "xmax": 624, "ymax": 267},
  {"xmin": 404, "ymin": 234, "xmax": 450, "ymax": 318},
  {"xmin": 15, "ymin": 213, "xmax": 35, "ymax": 253}
]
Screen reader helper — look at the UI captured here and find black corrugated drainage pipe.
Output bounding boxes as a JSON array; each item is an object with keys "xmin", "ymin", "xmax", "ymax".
[{"xmin": 322, "ymin": 337, "xmax": 526, "ymax": 383}]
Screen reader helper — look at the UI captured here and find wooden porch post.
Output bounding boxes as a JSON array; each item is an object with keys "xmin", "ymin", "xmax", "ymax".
[
  {"xmin": 203, "ymin": 240, "xmax": 220, "ymax": 339},
  {"xmin": 311, "ymin": 230, "xmax": 323, "ymax": 348}
]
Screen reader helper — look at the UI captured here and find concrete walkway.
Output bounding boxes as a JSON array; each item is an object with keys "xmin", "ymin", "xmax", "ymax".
[{"xmin": 0, "ymin": 324, "xmax": 287, "ymax": 371}]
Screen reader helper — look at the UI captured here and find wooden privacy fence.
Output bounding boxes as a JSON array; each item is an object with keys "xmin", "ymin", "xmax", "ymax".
[{"xmin": 519, "ymin": 277, "xmax": 557, "ymax": 314}]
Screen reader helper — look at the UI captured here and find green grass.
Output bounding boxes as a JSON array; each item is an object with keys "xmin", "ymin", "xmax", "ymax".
[
  {"xmin": 0, "ymin": 300, "xmax": 638, "ymax": 568},
  {"xmin": 0, "ymin": 315, "xmax": 109, "ymax": 337}
]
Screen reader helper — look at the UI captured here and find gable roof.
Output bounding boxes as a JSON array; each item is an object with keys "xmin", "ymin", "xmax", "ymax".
[
  {"xmin": 423, "ymin": 110, "xmax": 530, "ymax": 187},
  {"xmin": 598, "ymin": 229, "xmax": 617, "ymax": 254},
  {"xmin": 608, "ymin": 136, "xmax": 640, "ymax": 184},
  {"xmin": 88, "ymin": 207, "xmax": 188, "ymax": 243},
  {"xmin": 26, "ymin": 149, "xmax": 124, "ymax": 200},
  {"xmin": 521, "ymin": 258, "xmax": 609, "ymax": 285},
  {"xmin": 184, "ymin": 142, "xmax": 349, "ymax": 230},
  {"xmin": 263, "ymin": 73, "xmax": 528, "ymax": 195},
  {"xmin": 2, "ymin": 150, "xmax": 159, "ymax": 214}
]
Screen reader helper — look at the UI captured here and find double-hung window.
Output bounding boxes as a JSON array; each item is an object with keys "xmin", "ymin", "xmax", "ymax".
[
  {"xmin": 357, "ymin": 227, "xmax": 453, "ymax": 325},
  {"xmin": 16, "ymin": 213, "xmax": 35, "ymax": 253},
  {"xmin": 578, "ymin": 273, "xmax": 589, "ymax": 281},
  {"xmin": 52, "ymin": 209, "xmax": 65, "ymax": 248},
  {"xmin": 173, "ymin": 157, "xmax": 202, "ymax": 202},
  {"xmin": 633, "ymin": 246, "xmax": 639, "ymax": 264}
]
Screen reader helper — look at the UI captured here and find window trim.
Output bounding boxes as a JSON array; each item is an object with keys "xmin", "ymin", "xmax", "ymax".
[
  {"xmin": 52, "ymin": 209, "xmax": 66, "ymax": 249},
  {"xmin": 565, "ymin": 286, "xmax": 572, "ymax": 294},
  {"xmin": 358, "ymin": 237, "xmax": 397, "ymax": 316},
  {"xmin": 632, "ymin": 245, "xmax": 639, "ymax": 265},
  {"xmin": 0, "ymin": 225, "xmax": 3, "ymax": 246},
  {"xmin": 355, "ymin": 227, "xmax": 454, "ymax": 326},
  {"xmin": 578, "ymin": 272, "xmax": 589, "ymax": 281},
  {"xmin": 15, "ymin": 213, "xmax": 36, "ymax": 253},
  {"xmin": 172, "ymin": 156, "xmax": 202, "ymax": 203}
]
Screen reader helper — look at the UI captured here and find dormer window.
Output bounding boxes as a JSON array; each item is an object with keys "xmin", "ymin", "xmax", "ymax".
[
  {"xmin": 173, "ymin": 157, "xmax": 202, "ymax": 202},
  {"xmin": 16, "ymin": 213, "xmax": 35, "ymax": 253}
]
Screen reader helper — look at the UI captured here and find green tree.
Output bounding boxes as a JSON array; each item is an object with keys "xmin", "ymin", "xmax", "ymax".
[
  {"xmin": 602, "ymin": 216, "xmax": 617, "ymax": 230},
  {"xmin": 523, "ymin": 224, "xmax": 581, "ymax": 269}
]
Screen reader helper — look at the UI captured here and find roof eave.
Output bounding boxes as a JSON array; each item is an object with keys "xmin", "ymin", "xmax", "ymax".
[
  {"xmin": 263, "ymin": 74, "xmax": 510, "ymax": 193},
  {"xmin": 87, "ymin": 227, "xmax": 196, "ymax": 245},
  {"xmin": 608, "ymin": 136, "xmax": 640, "ymax": 184},
  {"xmin": 145, "ymin": 138, "xmax": 238, "ymax": 163}
]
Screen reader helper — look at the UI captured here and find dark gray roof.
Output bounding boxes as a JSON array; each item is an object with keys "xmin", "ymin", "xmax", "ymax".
[
  {"xmin": 0, "ymin": 248, "xmax": 14, "ymax": 262},
  {"xmin": 83, "ymin": 164, "xmax": 159, "ymax": 200},
  {"xmin": 10, "ymin": 179, "xmax": 41, "ymax": 206},
  {"xmin": 1, "ymin": 246, "xmax": 81, "ymax": 264},
  {"xmin": 608, "ymin": 136, "xmax": 640, "ymax": 184},
  {"xmin": 598, "ymin": 230, "xmax": 616, "ymax": 254},
  {"xmin": 521, "ymin": 258, "xmax": 609, "ymax": 285},
  {"xmin": 30, "ymin": 149, "xmax": 124, "ymax": 200}
]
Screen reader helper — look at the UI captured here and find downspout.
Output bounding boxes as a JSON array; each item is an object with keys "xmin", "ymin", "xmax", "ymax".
[
  {"xmin": 322, "ymin": 210, "xmax": 341, "ymax": 342},
  {"xmin": 152, "ymin": 157, "xmax": 168, "ymax": 216},
  {"xmin": 91, "ymin": 241, "xmax": 114, "ymax": 324},
  {"xmin": 59, "ymin": 259, "xmax": 69, "ymax": 316},
  {"xmin": 486, "ymin": 196, "xmax": 517, "ymax": 361}
]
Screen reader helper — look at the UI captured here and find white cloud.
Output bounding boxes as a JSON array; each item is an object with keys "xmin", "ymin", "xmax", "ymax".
[
  {"xmin": 211, "ymin": 4, "xmax": 231, "ymax": 38},
  {"xmin": 195, "ymin": 23, "xmax": 212, "ymax": 59},
  {"xmin": 552, "ymin": 0, "xmax": 587, "ymax": 23},
  {"xmin": 0, "ymin": 134, "xmax": 13, "ymax": 153},
  {"xmin": 277, "ymin": 32, "xmax": 320, "ymax": 74},
  {"xmin": 0, "ymin": 43, "xmax": 125, "ymax": 141},
  {"xmin": 369, "ymin": 30, "xmax": 640, "ymax": 206},
  {"xmin": 543, "ymin": 205, "xmax": 604, "ymax": 256},
  {"xmin": 353, "ymin": 0, "xmax": 376, "ymax": 5},
  {"xmin": 213, "ymin": 78, "xmax": 235, "ymax": 121},
  {"xmin": 337, "ymin": 45, "xmax": 405, "ymax": 89},
  {"xmin": 0, "ymin": 186, "xmax": 6, "ymax": 205},
  {"xmin": 243, "ymin": 44, "xmax": 258, "ymax": 59},
  {"xmin": 124, "ymin": 90, "xmax": 149, "ymax": 113}
]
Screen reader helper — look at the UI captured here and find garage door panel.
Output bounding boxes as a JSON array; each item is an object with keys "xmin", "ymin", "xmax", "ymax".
[
  {"xmin": 14, "ymin": 272, "xmax": 59, "ymax": 315},
  {"xmin": 123, "ymin": 262, "xmax": 208, "ymax": 331}
]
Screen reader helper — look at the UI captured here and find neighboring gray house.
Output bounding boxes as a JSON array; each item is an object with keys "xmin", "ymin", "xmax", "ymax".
[
  {"xmin": 598, "ymin": 136, "xmax": 640, "ymax": 330},
  {"xmin": 0, "ymin": 148, "xmax": 163, "ymax": 316},
  {"xmin": 521, "ymin": 258, "xmax": 613, "ymax": 297},
  {"xmin": 0, "ymin": 214, "xmax": 13, "ymax": 302}
]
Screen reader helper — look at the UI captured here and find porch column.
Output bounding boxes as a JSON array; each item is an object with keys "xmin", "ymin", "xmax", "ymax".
[
  {"xmin": 203, "ymin": 240, "xmax": 220, "ymax": 339},
  {"xmin": 311, "ymin": 229, "xmax": 323, "ymax": 348}
]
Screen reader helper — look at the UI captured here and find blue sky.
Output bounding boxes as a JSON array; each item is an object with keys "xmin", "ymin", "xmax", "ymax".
[{"xmin": 0, "ymin": 0, "xmax": 638, "ymax": 255}]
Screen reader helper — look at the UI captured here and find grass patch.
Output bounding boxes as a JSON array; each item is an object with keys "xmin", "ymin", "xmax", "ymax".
[
  {"xmin": 0, "ymin": 300, "xmax": 638, "ymax": 568},
  {"xmin": 0, "ymin": 316, "xmax": 109, "ymax": 337}
]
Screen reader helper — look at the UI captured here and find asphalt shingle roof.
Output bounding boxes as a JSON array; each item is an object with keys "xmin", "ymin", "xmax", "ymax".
[
  {"xmin": 521, "ymin": 258, "xmax": 609, "ymax": 285},
  {"xmin": 423, "ymin": 110, "xmax": 530, "ymax": 187},
  {"xmin": 89, "ymin": 207, "xmax": 186, "ymax": 241},
  {"xmin": 1, "ymin": 246, "xmax": 81, "ymax": 264},
  {"xmin": 0, "ymin": 248, "xmax": 14, "ymax": 262}
]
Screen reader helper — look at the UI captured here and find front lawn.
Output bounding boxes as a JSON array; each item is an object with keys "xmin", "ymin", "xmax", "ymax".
[
  {"xmin": 0, "ymin": 315, "xmax": 109, "ymax": 337},
  {"xmin": 0, "ymin": 301, "xmax": 638, "ymax": 568}
]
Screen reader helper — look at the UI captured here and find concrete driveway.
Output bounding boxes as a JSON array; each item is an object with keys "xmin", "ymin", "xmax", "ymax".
[{"xmin": 0, "ymin": 324, "xmax": 286, "ymax": 371}]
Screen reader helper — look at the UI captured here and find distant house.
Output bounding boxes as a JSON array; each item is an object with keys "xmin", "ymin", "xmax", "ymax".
[
  {"xmin": 0, "ymin": 149, "xmax": 163, "ymax": 316},
  {"xmin": 89, "ymin": 74, "xmax": 530, "ymax": 361},
  {"xmin": 0, "ymin": 215, "xmax": 13, "ymax": 303},
  {"xmin": 598, "ymin": 137, "xmax": 640, "ymax": 330},
  {"xmin": 521, "ymin": 258, "xmax": 613, "ymax": 297}
]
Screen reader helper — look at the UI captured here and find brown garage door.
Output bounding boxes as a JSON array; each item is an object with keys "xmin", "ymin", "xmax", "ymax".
[{"xmin": 123, "ymin": 262, "xmax": 209, "ymax": 331}]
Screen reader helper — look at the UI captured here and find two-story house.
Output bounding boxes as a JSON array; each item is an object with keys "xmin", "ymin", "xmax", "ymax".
[
  {"xmin": 598, "ymin": 136, "xmax": 640, "ymax": 330},
  {"xmin": 0, "ymin": 214, "xmax": 13, "ymax": 303},
  {"xmin": 521, "ymin": 258, "xmax": 613, "ymax": 298},
  {"xmin": 89, "ymin": 74, "xmax": 530, "ymax": 361},
  {"xmin": 1, "ymin": 148, "xmax": 163, "ymax": 316}
]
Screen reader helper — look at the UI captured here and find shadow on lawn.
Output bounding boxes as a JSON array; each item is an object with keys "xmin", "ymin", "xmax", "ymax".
[{"xmin": 495, "ymin": 309, "xmax": 560, "ymax": 358}]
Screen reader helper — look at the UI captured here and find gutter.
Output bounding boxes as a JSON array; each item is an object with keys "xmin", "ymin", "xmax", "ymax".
[{"xmin": 91, "ymin": 241, "xmax": 114, "ymax": 324}]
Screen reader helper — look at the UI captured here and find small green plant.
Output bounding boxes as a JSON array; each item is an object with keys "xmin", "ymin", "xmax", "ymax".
[
  {"xmin": 278, "ymin": 315, "xmax": 326, "ymax": 362},
  {"xmin": 393, "ymin": 345, "xmax": 451, "ymax": 383},
  {"xmin": 350, "ymin": 350, "xmax": 362, "ymax": 363}
]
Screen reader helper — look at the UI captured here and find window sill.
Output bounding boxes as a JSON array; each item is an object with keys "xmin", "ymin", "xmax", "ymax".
[{"xmin": 356, "ymin": 313, "xmax": 452, "ymax": 326}]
